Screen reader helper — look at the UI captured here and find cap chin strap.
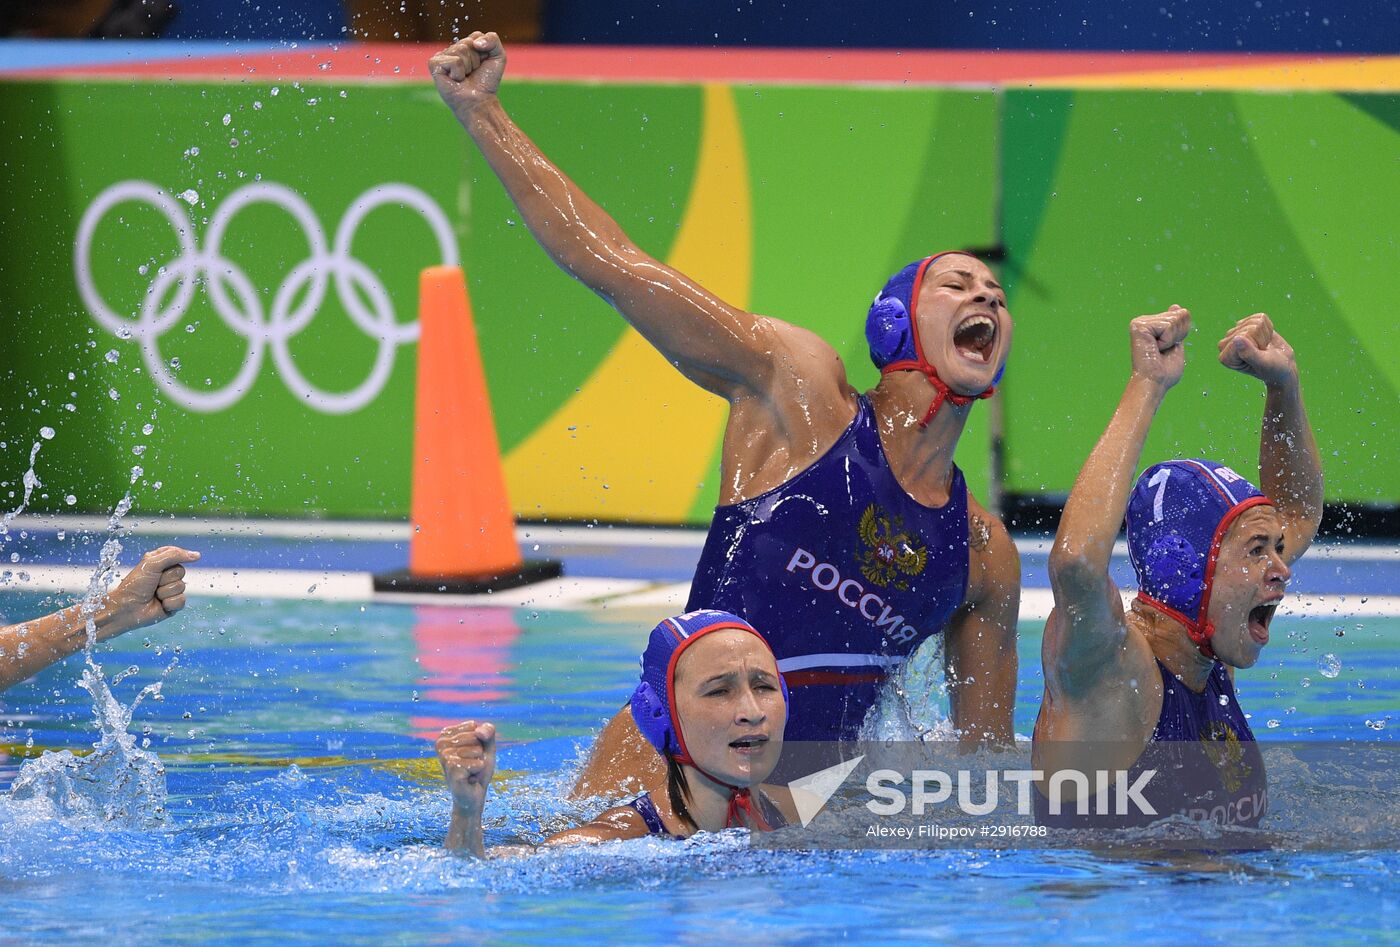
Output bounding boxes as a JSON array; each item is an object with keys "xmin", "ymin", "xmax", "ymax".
[
  {"xmin": 1137, "ymin": 593, "xmax": 1216, "ymax": 660},
  {"xmin": 881, "ymin": 359, "xmax": 995, "ymax": 429},
  {"xmin": 1137, "ymin": 496, "xmax": 1276, "ymax": 662},
  {"xmin": 671, "ymin": 749, "xmax": 771, "ymax": 831},
  {"xmin": 880, "ymin": 252, "xmax": 995, "ymax": 429}
]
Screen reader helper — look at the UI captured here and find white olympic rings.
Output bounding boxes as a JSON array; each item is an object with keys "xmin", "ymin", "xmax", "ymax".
[{"xmin": 74, "ymin": 180, "xmax": 459, "ymax": 414}]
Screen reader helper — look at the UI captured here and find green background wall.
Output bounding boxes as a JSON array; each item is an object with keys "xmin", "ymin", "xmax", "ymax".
[{"xmin": 0, "ymin": 77, "xmax": 1394, "ymax": 523}]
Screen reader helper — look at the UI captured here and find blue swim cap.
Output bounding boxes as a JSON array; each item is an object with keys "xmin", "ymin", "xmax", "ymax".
[
  {"xmin": 1125, "ymin": 459, "xmax": 1273, "ymax": 656},
  {"xmin": 629, "ymin": 609, "xmax": 788, "ymax": 762},
  {"xmin": 866, "ymin": 253, "xmax": 1007, "ymax": 425}
]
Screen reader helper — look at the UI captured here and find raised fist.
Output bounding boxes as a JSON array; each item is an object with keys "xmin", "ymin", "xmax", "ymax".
[
  {"xmin": 437, "ymin": 720, "xmax": 497, "ymax": 817},
  {"xmin": 1218, "ymin": 313, "xmax": 1298, "ymax": 387},
  {"xmin": 429, "ymin": 32, "xmax": 506, "ymax": 115},
  {"xmin": 1128, "ymin": 305, "xmax": 1191, "ymax": 389}
]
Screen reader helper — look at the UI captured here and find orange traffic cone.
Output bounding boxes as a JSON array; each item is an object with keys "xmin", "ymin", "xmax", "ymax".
[{"xmin": 374, "ymin": 265, "xmax": 561, "ymax": 595}]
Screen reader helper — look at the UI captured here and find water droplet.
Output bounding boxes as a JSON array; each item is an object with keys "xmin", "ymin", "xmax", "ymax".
[
  {"xmin": 1266, "ymin": 719, "xmax": 1280, "ymax": 729},
  {"xmin": 271, "ymin": 86, "xmax": 280, "ymax": 96},
  {"xmin": 1218, "ymin": 694, "xmax": 1229, "ymax": 706},
  {"xmin": 1318, "ymin": 653, "xmax": 1341, "ymax": 678},
  {"xmin": 38, "ymin": 426, "xmax": 55, "ymax": 440},
  {"xmin": 222, "ymin": 113, "xmax": 232, "ymax": 126},
  {"xmin": 116, "ymin": 326, "xmax": 133, "ymax": 340},
  {"xmin": 108, "ymin": 389, "xmax": 121, "ymax": 401},
  {"xmin": 1366, "ymin": 719, "xmax": 1387, "ymax": 731},
  {"xmin": 179, "ymin": 188, "xmax": 199, "ymax": 205},
  {"xmin": 142, "ymin": 423, "xmax": 154, "ymax": 435},
  {"xmin": 132, "ymin": 445, "xmax": 146, "ymax": 456},
  {"xmin": 253, "ymin": 100, "xmax": 263, "ymax": 110},
  {"xmin": 105, "ymin": 349, "xmax": 120, "ymax": 363}
]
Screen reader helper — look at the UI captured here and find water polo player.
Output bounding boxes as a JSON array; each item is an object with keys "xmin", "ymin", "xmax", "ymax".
[
  {"xmin": 430, "ymin": 34, "xmax": 1020, "ymax": 794},
  {"xmin": 0, "ymin": 546, "xmax": 199, "ymax": 692},
  {"xmin": 436, "ymin": 610, "xmax": 796, "ymax": 855},
  {"xmin": 1032, "ymin": 309, "xmax": 1323, "ymax": 828}
]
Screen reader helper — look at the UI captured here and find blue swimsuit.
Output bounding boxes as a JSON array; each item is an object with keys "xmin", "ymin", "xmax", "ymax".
[
  {"xmin": 627, "ymin": 791, "xmax": 788, "ymax": 835},
  {"xmin": 1036, "ymin": 659, "xmax": 1267, "ymax": 829},
  {"xmin": 687, "ymin": 395, "xmax": 972, "ymax": 742}
]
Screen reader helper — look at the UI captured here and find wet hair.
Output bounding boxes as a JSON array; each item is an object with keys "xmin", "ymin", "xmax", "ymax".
[{"xmin": 664, "ymin": 749, "xmax": 698, "ymax": 833}]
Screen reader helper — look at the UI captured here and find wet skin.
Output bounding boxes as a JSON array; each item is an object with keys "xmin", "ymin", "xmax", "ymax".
[
  {"xmin": 430, "ymin": 33, "xmax": 1021, "ymax": 796},
  {"xmin": 437, "ymin": 630, "xmax": 795, "ymax": 855},
  {"xmin": 1032, "ymin": 310, "xmax": 1323, "ymax": 778}
]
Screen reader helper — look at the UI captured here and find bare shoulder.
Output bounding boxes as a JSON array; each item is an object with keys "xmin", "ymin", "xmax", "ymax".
[
  {"xmin": 717, "ymin": 317, "xmax": 861, "ymax": 502},
  {"xmin": 756, "ymin": 316, "xmax": 856, "ymax": 404},
  {"xmin": 965, "ymin": 495, "xmax": 1020, "ymax": 605},
  {"xmin": 1038, "ymin": 607, "xmax": 1161, "ymax": 745},
  {"xmin": 545, "ymin": 803, "xmax": 651, "ymax": 846}
]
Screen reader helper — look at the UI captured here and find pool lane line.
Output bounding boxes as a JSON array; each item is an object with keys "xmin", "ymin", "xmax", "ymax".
[
  {"xmin": 11, "ymin": 514, "xmax": 1397, "ymax": 560},
  {"xmin": 1, "ymin": 564, "xmax": 650, "ymax": 609},
  {"xmin": 5, "ymin": 564, "xmax": 1400, "ymax": 619}
]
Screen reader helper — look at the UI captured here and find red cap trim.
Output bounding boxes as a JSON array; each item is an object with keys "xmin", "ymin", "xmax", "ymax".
[
  {"xmin": 1138, "ymin": 495, "xmax": 1275, "ymax": 660},
  {"xmin": 661, "ymin": 619, "xmax": 780, "ymax": 830},
  {"xmin": 879, "ymin": 251, "xmax": 997, "ymax": 428}
]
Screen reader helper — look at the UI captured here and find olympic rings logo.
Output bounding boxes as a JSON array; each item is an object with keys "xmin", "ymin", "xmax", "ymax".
[{"xmin": 75, "ymin": 180, "xmax": 459, "ymax": 414}]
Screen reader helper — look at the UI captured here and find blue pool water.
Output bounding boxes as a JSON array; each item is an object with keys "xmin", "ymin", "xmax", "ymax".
[{"xmin": 3, "ymin": 579, "xmax": 1398, "ymax": 943}]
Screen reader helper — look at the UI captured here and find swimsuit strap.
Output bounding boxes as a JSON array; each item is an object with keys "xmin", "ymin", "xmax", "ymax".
[{"xmin": 626, "ymin": 792, "xmax": 669, "ymax": 836}]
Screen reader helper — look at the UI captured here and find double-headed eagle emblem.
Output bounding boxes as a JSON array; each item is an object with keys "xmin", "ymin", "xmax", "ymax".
[
  {"xmin": 856, "ymin": 504, "xmax": 928, "ymax": 591},
  {"xmin": 1200, "ymin": 720, "xmax": 1252, "ymax": 794}
]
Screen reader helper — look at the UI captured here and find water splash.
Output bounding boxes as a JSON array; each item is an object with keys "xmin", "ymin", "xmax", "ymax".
[
  {"xmin": 6, "ymin": 462, "xmax": 173, "ymax": 826},
  {"xmin": 861, "ymin": 636, "xmax": 958, "ymax": 742},
  {"xmin": 0, "ymin": 438, "xmax": 46, "ymax": 547}
]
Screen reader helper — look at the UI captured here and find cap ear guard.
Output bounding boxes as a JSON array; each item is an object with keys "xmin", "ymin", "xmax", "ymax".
[
  {"xmin": 1141, "ymin": 533, "xmax": 1203, "ymax": 606},
  {"xmin": 630, "ymin": 680, "xmax": 673, "ymax": 757},
  {"xmin": 866, "ymin": 294, "xmax": 913, "ymax": 369}
]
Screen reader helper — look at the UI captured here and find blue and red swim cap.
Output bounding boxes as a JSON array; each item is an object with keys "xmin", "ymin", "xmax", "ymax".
[
  {"xmin": 630, "ymin": 609, "xmax": 788, "ymax": 763},
  {"xmin": 866, "ymin": 252, "xmax": 1005, "ymax": 427},
  {"xmin": 1125, "ymin": 459, "xmax": 1274, "ymax": 658}
]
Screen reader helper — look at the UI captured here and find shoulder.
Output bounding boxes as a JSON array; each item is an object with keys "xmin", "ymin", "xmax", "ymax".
[
  {"xmin": 754, "ymin": 318, "xmax": 855, "ymax": 398},
  {"xmin": 545, "ymin": 803, "xmax": 653, "ymax": 846},
  {"xmin": 965, "ymin": 495, "xmax": 1020, "ymax": 605}
]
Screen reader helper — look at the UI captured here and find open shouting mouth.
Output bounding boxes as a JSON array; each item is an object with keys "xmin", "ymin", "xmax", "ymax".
[
  {"xmin": 953, "ymin": 313, "xmax": 997, "ymax": 364},
  {"xmin": 1248, "ymin": 601, "xmax": 1281, "ymax": 645}
]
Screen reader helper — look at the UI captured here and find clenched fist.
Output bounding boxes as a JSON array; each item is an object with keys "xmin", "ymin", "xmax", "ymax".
[
  {"xmin": 1128, "ymin": 305, "xmax": 1192, "ymax": 390},
  {"xmin": 430, "ymin": 32, "xmax": 506, "ymax": 116},
  {"xmin": 1218, "ymin": 313, "xmax": 1298, "ymax": 388},
  {"xmin": 96, "ymin": 546, "xmax": 200, "ymax": 640}
]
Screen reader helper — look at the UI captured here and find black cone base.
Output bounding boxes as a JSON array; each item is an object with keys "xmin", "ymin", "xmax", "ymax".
[{"xmin": 372, "ymin": 558, "xmax": 563, "ymax": 595}]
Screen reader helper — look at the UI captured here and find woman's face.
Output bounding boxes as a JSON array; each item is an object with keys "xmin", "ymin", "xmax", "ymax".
[
  {"xmin": 1206, "ymin": 506, "xmax": 1290, "ymax": 668},
  {"xmin": 672, "ymin": 629, "xmax": 786, "ymax": 787},
  {"xmin": 913, "ymin": 253, "xmax": 1012, "ymax": 396}
]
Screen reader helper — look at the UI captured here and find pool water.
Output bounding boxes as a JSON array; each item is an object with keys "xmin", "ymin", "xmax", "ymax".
[{"xmin": 2, "ymin": 593, "xmax": 1397, "ymax": 943}]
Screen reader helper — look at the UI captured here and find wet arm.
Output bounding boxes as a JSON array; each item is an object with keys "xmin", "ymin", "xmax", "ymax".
[
  {"xmin": 1045, "ymin": 374, "xmax": 1166, "ymax": 694},
  {"xmin": 1259, "ymin": 375, "xmax": 1323, "ymax": 561},
  {"xmin": 0, "ymin": 605, "xmax": 101, "ymax": 691},
  {"xmin": 445, "ymin": 804, "xmax": 647, "ymax": 858},
  {"xmin": 452, "ymin": 98, "xmax": 777, "ymax": 398},
  {"xmin": 944, "ymin": 510, "xmax": 1019, "ymax": 747}
]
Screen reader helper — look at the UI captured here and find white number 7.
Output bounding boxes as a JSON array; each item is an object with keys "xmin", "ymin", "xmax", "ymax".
[{"xmin": 1147, "ymin": 468, "xmax": 1171, "ymax": 523}]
